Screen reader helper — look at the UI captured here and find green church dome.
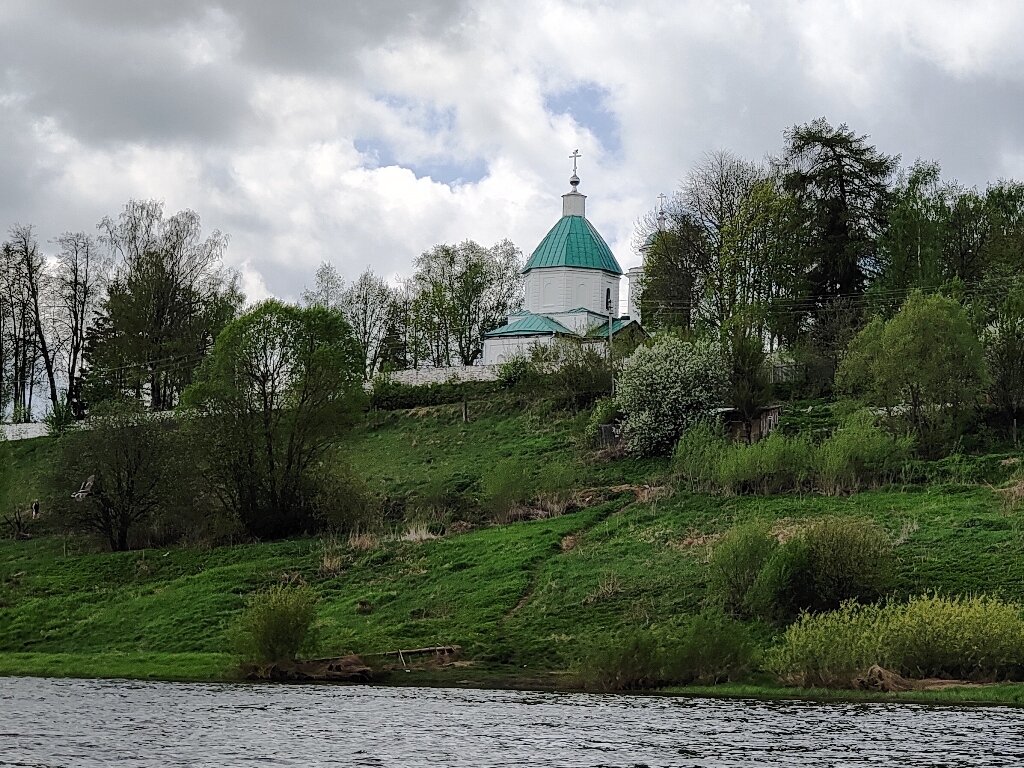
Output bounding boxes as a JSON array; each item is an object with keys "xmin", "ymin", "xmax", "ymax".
[{"xmin": 522, "ymin": 215, "xmax": 623, "ymax": 275}]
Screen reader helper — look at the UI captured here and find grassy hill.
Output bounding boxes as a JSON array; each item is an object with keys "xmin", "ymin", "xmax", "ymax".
[{"xmin": 2, "ymin": 402, "xmax": 1024, "ymax": 703}]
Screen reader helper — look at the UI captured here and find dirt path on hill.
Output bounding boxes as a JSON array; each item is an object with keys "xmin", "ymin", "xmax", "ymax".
[{"xmin": 503, "ymin": 484, "xmax": 667, "ymax": 618}]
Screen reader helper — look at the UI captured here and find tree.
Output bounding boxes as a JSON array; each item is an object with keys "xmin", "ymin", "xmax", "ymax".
[
  {"xmin": 410, "ymin": 239, "xmax": 523, "ymax": 366},
  {"xmin": 52, "ymin": 232, "xmax": 111, "ymax": 419},
  {"xmin": 81, "ymin": 200, "xmax": 243, "ymax": 412},
  {"xmin": 874, "ymin": 161, "xmax": 946, "ymax": 303},
  {"xmin": 341, "ymin": 269, "xmax": 397, "ymax": 380},
  {"xmin": 782, "ymin": 118, "xmax": 898, "ymax": 320},
  {"xmin": 637, "ymin": 216, "xmax": 706, "ymax": 332},
  {"xmin": 183, "ymin": 300, "xmax": 365, "ymax": 539},
  {"xmin": 5, "ymin": 225, "xmax": 60, "ymax": 416},
  {"xmin": 838, "ymin": 291, "xmax": 985, "ymax": 447},
  {"xmin": 985, "ymin": 284, "xmax": 1024, "ymax": 443},
  {"xmin": 55, "ymin": 399, "xmax": 186, "ymax": 551},
  {"xmin": 727, "ymin": 330, "xmax": 772, "ymax": 443},
  {"xmin": 0, "ymin": 240, "xmax": 39, "ymax": 421},
  {"xmin": 615, "ymin": 334, "xmax": 728, "ymax": 456},
  {"xmin": 636, "ymin": 156, "xmax": 806, "ymax": 345},
  {"xmin": 301, "ymin": 261, "xmax": 345, "ymax": 310}
]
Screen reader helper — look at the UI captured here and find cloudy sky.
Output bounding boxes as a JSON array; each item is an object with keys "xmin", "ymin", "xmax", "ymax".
[{"xmin": 3, "ymin": 1, "xmax": 1024, "ymax": 302}]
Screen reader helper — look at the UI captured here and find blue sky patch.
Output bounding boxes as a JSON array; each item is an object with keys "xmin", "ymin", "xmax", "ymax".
[
  {"xmin": 355, "ymin": 138, "xmax": 488, "ymax": 185},
  {"xmin": 544, "ymin": 82, "xmax": 622, "ymax": 158}
]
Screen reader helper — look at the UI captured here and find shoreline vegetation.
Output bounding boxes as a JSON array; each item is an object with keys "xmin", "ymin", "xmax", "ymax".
[
  {"xmin": 6, "ymin": 399, "xmax": 1024, "ymax": 708},
  {"xmin": 3, "ymin": 653, "xmax": 1024, "ymax": 708}
]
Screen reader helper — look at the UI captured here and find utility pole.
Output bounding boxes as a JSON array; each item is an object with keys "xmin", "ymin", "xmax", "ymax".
[{"xmin": 606, "ymin": 290, "xmax": 614, "ymax": 397}]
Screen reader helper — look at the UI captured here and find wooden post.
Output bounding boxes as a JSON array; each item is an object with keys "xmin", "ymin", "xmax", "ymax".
[{"xmin": 462, "ymin": 395, "xmax": 469, "ymax": 424}]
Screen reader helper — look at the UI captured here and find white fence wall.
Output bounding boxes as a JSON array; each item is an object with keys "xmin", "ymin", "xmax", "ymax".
[
  {"xmin": 385, "ymin": 365, "xmax": 499, "ymax": 386},
  {"xmin": 1, "ymin": 423, "xmax": 49, "ymax": 442}
]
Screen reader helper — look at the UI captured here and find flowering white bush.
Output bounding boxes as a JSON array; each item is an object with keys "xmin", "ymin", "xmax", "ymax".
[{"xmin": 615, "ymin": 335, "xmax": 728, "ymax": 455}]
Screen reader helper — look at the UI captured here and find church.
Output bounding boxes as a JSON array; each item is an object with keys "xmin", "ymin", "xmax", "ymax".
[{"xmin": 481, "ymin": 158, "xmax": 645, "ymax": 365}]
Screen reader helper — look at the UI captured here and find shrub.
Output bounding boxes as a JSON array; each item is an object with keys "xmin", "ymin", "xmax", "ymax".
[
  {"xmin": 496, "ymin": 355, "xmax": 534, "ymax": 389},
  {"xmin": 766, "ymin": 595, "xmax": 1024, "ymax": 687},
  {"xmin": 481, "ymin": 459, "xmax": 534, "ymax": 522},
  {"xmin": 414, "ymin": 471, "xmax": 481, "ymax": 520},
  {"xmin": 674, "ymin": 411, "xmax": 911, "ymax": 496},
  {"xmin": 313, "ymin": 463, "xmax": 380, "ymax": 533},
  {"xmin": 578, "ymin": 613, "xmax": 757, "ymax": 691},
  {"xmin": 706, "ymin": 521, "xmax": 777, "ymax": 616},
  {"xmin": 709, "ymin": 517, "xmax": 894, "ymax": 623},
  {"xmin": 578, "ymin": 631, "xmax": 666, "ymax": 691},
  {"xmin": 584, "ymin": 397, "xmax": 620, "ymax": 446},
  {"xmin": 530, "ymin": 340, "xmax": 612, "ymax": 411},
  {"xmin": 368, "ymin": 377, "xmax": 499, "ymax": 410},
  {"xmin": 233, "ymin": 585, "xmax": 320, "ymax": 665},
  {"xmin": 44, "ymin": 397, "xmax": 77, "ymax": 436},
  {"xmin": 752, "ymin": 518, "xmax": 893, "ymax": 621},
  {"xmin": 616, "ymin": 334, "xmax": 728, "ymax": 456},
  {"xmin": 803, "ymin": 518, "xmax": 893, "ymax": 611},
  {"xmin": 667, "ymin": 610, "xmax": 759, "ymax": 684}
]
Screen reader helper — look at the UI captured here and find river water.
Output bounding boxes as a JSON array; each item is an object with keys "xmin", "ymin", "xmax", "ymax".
[{"xmin": 2, "ymin": 677, "xmax": 1022, "ymax": 767}]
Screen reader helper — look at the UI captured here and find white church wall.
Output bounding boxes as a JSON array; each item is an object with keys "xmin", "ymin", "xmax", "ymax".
[
  {"xmin": 546, "ymin": 310, "xmax": 605, "ymax": 334},
  {"xmin": 482, "ymin": 335, "xmax": 554, "ymax": 365},
  {"xmin": 524, "ymin": 267, "xmax": 620, "ymax": 315},
  {"xmin": 626, "ymin": 266, "xmax": 643, "ymax": 322}
]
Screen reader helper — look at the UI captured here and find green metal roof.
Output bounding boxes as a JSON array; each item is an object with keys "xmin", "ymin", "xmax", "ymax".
[
  {"xmin": 485, "ymin": 313, "xmax": 574, "ymax": 338},
  {"xmin": 523, "ymin": 215, "xmax": 623, "ymax": 275},
  {"xmin": 586, "ymin": 318, "xmax": 641, "ymax": 338}
]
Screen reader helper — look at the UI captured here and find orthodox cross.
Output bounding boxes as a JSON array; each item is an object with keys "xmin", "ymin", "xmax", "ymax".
[
  {"xmin": 570, "ymin": 149, "xmax": 581, "ymax": 174},
  {"xmin": 657, "ymin": 192, "xmax": 667, "ymax": 212}
]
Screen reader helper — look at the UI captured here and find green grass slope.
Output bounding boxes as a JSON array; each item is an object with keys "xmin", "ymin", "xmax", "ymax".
[{"xmin": 2, "ymin": 405, "xmax": 1024, "ymax": 704}]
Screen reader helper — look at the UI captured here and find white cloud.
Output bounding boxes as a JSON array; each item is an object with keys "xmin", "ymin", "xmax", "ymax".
[{"xmin": 3, "ymin": 0, "xmax": 1024, "ymax": 304}]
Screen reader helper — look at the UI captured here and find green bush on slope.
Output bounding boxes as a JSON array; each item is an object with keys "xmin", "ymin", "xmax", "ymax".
[
  {"xmin": 708, "ymin": 517, "xmax": 894, "ymax": 622},
  {"xmin": 232, "ymin": 585, "xmax": 320, "ymax": 665}
]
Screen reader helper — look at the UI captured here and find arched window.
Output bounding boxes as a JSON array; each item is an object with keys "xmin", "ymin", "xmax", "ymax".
[
  {"xmin": 605, "ymin": 287, "xmax": 612, "ymax": 312},
  {"xmin": 542, "ymin": 279, "xmax": 555, "ymax": 309}
]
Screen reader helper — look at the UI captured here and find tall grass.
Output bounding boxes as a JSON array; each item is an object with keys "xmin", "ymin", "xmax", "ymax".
[
  {"xmin": 674, "ymin": 412, "xmax": 914, "ymax": 496},
  {"xmin": 816, "ymin": 411, "xmax": 915, "ymax": 495},
  {"xmin": 766, "ymin": 595, "xmax": 1024, "ymax": 687}
]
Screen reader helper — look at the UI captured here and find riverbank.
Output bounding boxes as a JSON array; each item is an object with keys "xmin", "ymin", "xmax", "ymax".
[
  {"xmin": 5, "ymin": 407, "xmax": 1024, "ymax": 707},
  {"xmin": 5, "ymin": 483, "xmax": 1024, "ymax": 704},
  {"xmin": 4, "ymin": 652, "xmax": 1024, "ymax": 707}
]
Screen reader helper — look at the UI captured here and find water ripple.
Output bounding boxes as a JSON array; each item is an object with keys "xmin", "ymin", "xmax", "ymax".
[{"xmin": 1, "ymin": 677, "xmax": 1022, "ymax": 767}]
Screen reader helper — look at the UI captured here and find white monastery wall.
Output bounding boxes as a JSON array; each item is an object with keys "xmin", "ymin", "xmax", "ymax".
[
  {"xmin": 1, "ymin": 422, "xmax": 49, "ymax": 442},
  {"xmin": 386, "ymin": 364, "xmax": 500, "ymax": 386}
]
